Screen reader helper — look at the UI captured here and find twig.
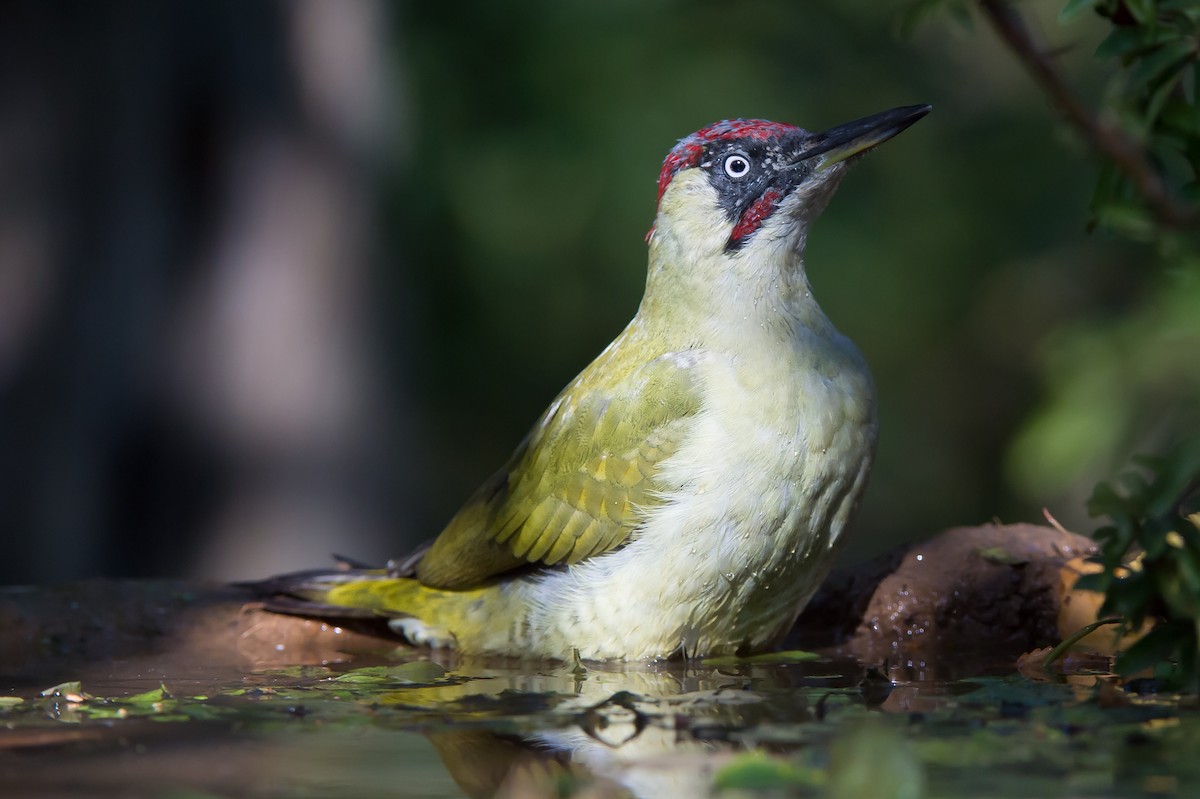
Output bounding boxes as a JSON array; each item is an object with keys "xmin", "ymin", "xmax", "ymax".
[
  {"xmin": 1042, "ymin": 616, "xmax": 1123, "ymax": 671},
  {"xmin": 977, "ymin": 0, "xmax": 1200, "ymax": 230},
  {"xmin": 1042, "ymin": 506, "xmax": 1070, "ymax": 535}
]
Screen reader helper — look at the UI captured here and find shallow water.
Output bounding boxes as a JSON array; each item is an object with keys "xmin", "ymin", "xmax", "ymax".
[{"xmin": 2, "ymin": 647, "xmax": 1196, "ymax": 799}]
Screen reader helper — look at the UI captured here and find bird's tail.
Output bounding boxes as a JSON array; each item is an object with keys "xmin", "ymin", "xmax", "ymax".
[{"xmin": 240, "ymin": 563, "xmax": 511, "ymax": 652}]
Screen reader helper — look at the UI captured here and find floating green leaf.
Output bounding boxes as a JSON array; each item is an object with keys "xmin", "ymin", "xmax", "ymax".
[
  {"xmin": 702, "ymin": 650, "xmax": 820, "ymax": 667},
  {"xmin": 125, "ymin": 685, "xmax": 169, "ymax": 705},
  {"xmin": 390, "ymin": 660, "xmax": 449, "ymax": 683},
  {"xmin": 40, "ymin": 681, "xmax": 89, "ymax": 701}
]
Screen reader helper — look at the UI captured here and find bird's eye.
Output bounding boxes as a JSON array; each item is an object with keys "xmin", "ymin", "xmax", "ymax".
[{"xmin": 723, "ymin": 153, "xmax": 751, "ymax": 178}]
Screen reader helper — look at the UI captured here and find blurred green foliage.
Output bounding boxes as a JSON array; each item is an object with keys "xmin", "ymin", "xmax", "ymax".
[
  {"xmin": 1068, "ymin": 0, "xmax": 1200, "ymax": 229},
  {"xmin": 1001, "ymin": 0, "xmax": 1200, "ymax": 499}
]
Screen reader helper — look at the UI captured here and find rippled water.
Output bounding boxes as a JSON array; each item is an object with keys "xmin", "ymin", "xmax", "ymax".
[{"xmin": 2, "ymin": 646, "xmax": 1195, "ymax": 799}]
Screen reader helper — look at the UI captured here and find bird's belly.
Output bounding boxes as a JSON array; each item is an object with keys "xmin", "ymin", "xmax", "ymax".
[{"xmin": 526, "ymin": 349, "xmax": 876, "ymax": 660}]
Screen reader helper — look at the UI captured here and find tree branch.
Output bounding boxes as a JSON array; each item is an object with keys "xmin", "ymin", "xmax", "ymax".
[{"xmin": 977, "ymin": 0, "xmax": 1200, "ymax": 230}]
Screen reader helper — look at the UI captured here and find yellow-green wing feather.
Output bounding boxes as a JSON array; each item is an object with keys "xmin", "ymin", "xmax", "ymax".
[{"xmin": 416, "ymin": 348, "xmax": 701, "ymax": 589}]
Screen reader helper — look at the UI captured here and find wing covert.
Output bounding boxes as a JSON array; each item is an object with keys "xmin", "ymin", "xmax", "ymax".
[{"xmin": 416, "ymin": 349, "xmax": 702, "ymax": 589}]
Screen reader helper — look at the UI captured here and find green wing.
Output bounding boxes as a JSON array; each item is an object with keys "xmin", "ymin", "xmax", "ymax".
[{"xmin": 416, "ymin": 348, "xmax": 702, "ymax": 589}]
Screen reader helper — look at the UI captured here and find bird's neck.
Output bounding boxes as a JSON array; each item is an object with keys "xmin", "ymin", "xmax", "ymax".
[{"xmin": 637, "ymin": 224, "xmax": 834, "ymax": 351}]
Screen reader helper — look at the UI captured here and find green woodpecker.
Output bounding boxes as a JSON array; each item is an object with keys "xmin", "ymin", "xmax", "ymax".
[{"xmin": 260, "ymin": 105, "xmax": 931, "ymax": 661}]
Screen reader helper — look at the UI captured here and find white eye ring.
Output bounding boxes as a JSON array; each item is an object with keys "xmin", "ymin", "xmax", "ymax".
[{"xmin": 724, "ymin": 153, "xmax": 751, "ymax": 178}]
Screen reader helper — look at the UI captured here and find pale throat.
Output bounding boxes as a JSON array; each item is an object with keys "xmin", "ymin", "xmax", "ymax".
[{"xmin": 643, "ymin": 206, "xmax": 832, "ymax": 347}]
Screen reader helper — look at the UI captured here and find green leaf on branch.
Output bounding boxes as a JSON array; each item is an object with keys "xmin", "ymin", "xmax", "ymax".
[
  {"xmin": 1088, "ymin": 444, "xmax": 1200, "ymax": 690},
  {"xmin": 1114, "ymin": 620, "xmax": 1192, "ymax": 675},
  {"xmin": 1094, "ymin": 201, "xmax": 1157, "ymax": 239},
  {"xmin": 1123, "ymin": 0, "xmax": 1158, "ymax": 25},
  {"xmin": 1129, "ymin": 39, "xmax": 1195, "ymax": 92},
  {"xmin": 1096, "ymin": 28, "xmax": 1144, "ymax": 60}
]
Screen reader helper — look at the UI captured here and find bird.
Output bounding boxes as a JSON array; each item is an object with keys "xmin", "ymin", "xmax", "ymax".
[{"xmin": 254, "ymin": 104, "xmax": 931, "ymax": 661}]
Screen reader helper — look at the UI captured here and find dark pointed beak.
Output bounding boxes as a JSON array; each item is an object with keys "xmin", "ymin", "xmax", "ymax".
[{"xmin": 797, "ymin": 104, "xmax": 931, "ymax": 169}]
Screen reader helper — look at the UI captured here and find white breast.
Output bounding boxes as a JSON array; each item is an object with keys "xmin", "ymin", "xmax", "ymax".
[{"xmin": 525, "ymin": 322, "xmax": 877, "ymax": 660}]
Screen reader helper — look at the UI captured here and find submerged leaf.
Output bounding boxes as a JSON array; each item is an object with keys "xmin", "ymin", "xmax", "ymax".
[
  {"xmin": 829, "ymin": 721, "xmax": 924, "ymax": 799},
  {"xmin": 714, "ymin": 750, "xmax": 821, "ymax": 791}
]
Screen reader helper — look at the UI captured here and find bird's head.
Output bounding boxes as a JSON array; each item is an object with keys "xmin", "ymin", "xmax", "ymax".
[{"xmin": 648, "ymin": 105, "xmax": 931, "ymax": 262}]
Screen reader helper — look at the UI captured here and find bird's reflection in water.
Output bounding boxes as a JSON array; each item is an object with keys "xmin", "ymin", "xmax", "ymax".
[{"xmin": 378, "ymin": 656, "xmax": 899, "ymax": 799}]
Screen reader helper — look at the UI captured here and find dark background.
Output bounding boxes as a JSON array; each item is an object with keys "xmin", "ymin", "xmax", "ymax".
[{"xmin": 0, "ymin": 1, "xmax": 1149, "ymax": 582}]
